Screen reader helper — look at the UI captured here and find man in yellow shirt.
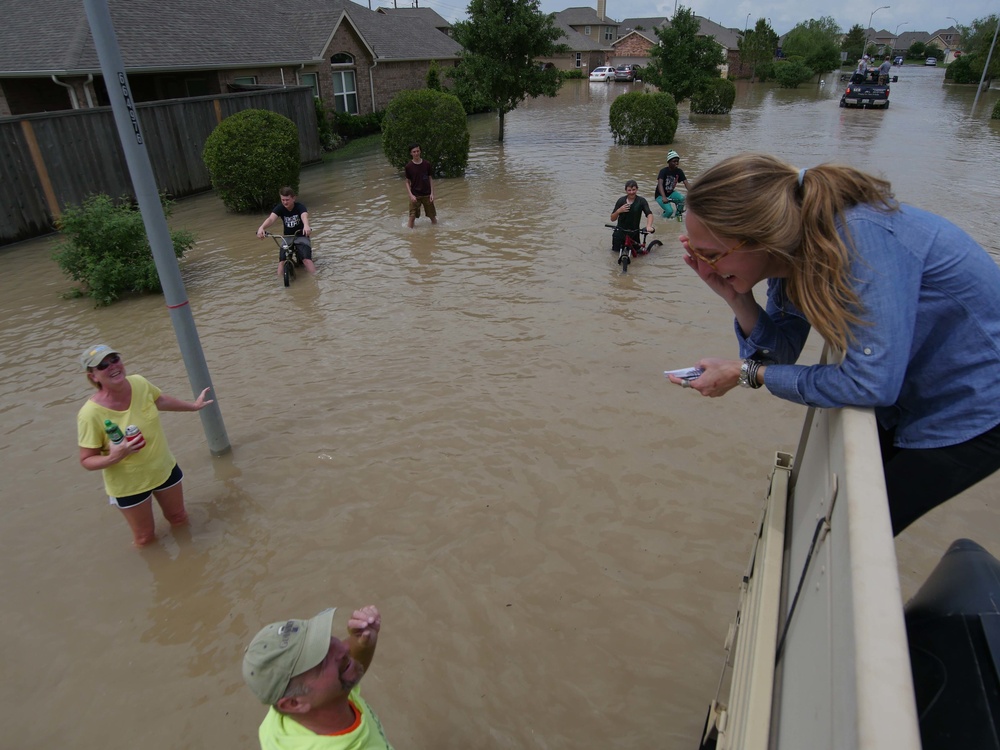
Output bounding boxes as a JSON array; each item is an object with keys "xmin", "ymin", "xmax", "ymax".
[{"xmin": 243, "ymin": 605, "xmax": 392, "ymax": 749}]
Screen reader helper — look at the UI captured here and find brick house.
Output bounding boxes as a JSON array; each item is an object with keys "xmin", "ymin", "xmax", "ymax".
[
  {"xmin": 615, "ymin": 15, "xmax": 740, "ymax": 76},
  {"xmin": 0, "ymin": 0, "xmax": 461, "ymax": 118}
]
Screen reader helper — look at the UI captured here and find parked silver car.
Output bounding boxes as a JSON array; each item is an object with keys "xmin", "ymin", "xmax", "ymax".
[{"xmin": 614, "ymin": 65, "xmax": 636, "ymax": 82}]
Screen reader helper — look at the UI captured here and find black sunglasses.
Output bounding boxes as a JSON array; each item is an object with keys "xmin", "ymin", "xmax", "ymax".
[{"xmin": 94, "ymin": 354, "xmax": 121, "ymax": 371}]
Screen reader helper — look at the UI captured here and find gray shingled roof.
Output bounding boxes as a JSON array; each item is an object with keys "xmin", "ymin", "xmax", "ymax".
[
  {"xmin": 0, "ymin": 0, "xmax": 459, "ymax": 75},
  {"xmin": 618, "ymin": 17, "xmax": 669, "ymax": 35},
  {"xmin": 553, "ymin": 19, "xmax": 611, "ymax": 51},
  {"xmin": 555, "ymin": 7, "xmax": 619, "ymax": 25},
  {"xmin": 376, "ymin": 6, "xmax": 451, "ymax": 30},
  {"xmin": 615, "ymin": 15, "xmax": 738, "ymax": 49},
  {"xmin": 896, "ymin": 30, "xmax": 931, "ymax": 48}
]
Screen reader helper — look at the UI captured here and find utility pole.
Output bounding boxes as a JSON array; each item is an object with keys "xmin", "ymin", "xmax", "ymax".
[{"xmin": 82, "ymin": 0, "xmax": 231, "ymax": 457}]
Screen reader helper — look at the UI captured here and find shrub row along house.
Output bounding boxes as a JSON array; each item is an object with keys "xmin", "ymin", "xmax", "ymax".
[{"xmin": 0, "ymin": 0, "xmax": 461, "ymax": 118}]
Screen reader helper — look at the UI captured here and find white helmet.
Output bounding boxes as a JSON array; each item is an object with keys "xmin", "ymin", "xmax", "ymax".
[{"xmin": 667, "ymin": 150, "xmax": 680, "ymax": 162}]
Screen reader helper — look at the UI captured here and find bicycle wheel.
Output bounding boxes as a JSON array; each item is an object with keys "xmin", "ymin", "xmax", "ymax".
[
  {"xmin": 282, "ymin": 261, "xmax": 291, "ymax": 287},
  {"xmin": 619, "ymin": 253, "xmax": 630, "ymax": 273},
  {"xmin": 647, "ymin": 240, "xmax": 663, "ymax": 253}
]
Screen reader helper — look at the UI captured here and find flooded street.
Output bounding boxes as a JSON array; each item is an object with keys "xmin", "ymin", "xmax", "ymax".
[{"xmin": 2, "ymin": 66, "xmax": 999, "ymax": 748}]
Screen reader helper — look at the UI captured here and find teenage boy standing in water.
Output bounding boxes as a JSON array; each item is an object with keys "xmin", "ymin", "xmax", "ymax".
[{"xmin": 404, "ymin": 144, "xmax": 436, "ymax": 228}]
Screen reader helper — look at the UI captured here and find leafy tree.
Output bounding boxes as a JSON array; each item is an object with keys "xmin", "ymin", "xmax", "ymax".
[
  {"xmin": 690, "ymin": 78, "xmax": 736, "ymax": 114},
  {"xmin": 53, "ymin": 194, "xmax": 194, "ymax": 307},
  {"xmin": 608, "ymin": 91, "xmax": 678, "ymax": 145},
  {"xmin": 202, "ymin": 109, "xmax": 299, "ymax": 213},
  {"xmin": 451, "ymin": 0, "xmax": 566, "ymax": 141},
  {"xmin": 738, "ymin": 18, "xmax": 779, "ymax": 81},
  {"xmin": 958, "ymin": 14, "xmax": 1000, "ymax": 85},
  {"xmin": 925, "ymin": 43, "xmax": 943, "ymax": 62},
  {"xmin": 841, "ymin": 24, "xmax": 867, "ymax": 64},
  {"xmin": 381, "ymin": 89, "xmax": 470, "ymax": 177},
  {"xmin": 908, "ymin": 41, "xmax": 926, "ymax": 59},
  {"xmin": 645, "ymin": 6, "xmax": 724, "ymax": 103},
  {"xmin": 782, "ymin": 16, "xmax": 842, "ymax": 76},
  {"xmin": 773, "ymin": 59, "xmax": 815, "ymax": 88}
]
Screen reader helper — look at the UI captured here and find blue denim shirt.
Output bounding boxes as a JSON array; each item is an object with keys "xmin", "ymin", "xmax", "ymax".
[{"xmin": 737, "ymin": 203, "xmax": 1000, "ymax": 448}]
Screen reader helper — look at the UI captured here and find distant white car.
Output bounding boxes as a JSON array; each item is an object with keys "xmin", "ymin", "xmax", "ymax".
[
  {"xmin": 589, "ymin": 66, "xmax": 615, "ymax": 82},
  {"xmin": 925, "ymin": 57, "xmax": 938, "ymax": 66}
]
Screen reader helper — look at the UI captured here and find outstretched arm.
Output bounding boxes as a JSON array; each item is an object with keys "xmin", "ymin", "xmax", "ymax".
[
  {"xmin": 346, "ymin": 605, "xmax": 381, "ymax": 673},
  {"xmin": 257, "ymin": 213, "xmax": 278, "ymax": 238},
  {"xmin": 155, "ymin": 387, "xmax": 214, "ymax": 412},
  {"xmin": 300, "ymin": 211, "xmax": 311, "ymax": 237}
]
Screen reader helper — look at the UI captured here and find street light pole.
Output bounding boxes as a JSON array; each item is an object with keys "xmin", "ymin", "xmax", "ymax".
[
  {"xmin": 745, "ymin": 13, "xmax": 751, "ymax": 34},
  {"xmin": 946, "ymin": 17, "xmax": 959, "ymax": 63},
  {"xmin": 893, "ymin": 21, "xmax": 908, "ymax": 57},
  {"xmin": 864, "ymin": 5, "xmax": 890, "ymax": 57}
]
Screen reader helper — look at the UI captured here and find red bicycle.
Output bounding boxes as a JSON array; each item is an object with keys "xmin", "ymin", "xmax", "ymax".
[{"xmin": 605, "ymin": 224, "xmax": 661, "ymax": 273}]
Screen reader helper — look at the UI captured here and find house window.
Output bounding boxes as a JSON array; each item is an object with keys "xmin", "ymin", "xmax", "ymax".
[
  {"xmin": 604, "ymin": 26, "xmax": 614, "ymax": 41},
  {"xmin": 232, "ymin": 76, "xmax": 257, "ymax": 85},
  {"xmin": 332, "ymin": 70, "xmax": 358, "ymax": 114},
  {"xmin": 331, "ymin": 53, "xmax": 354, "ymax": 65},
  {"xmin": 298, "ymin": 72, "xmax": 319, "ymax": 97},
  {"xmin": 585, "ymin": 25, "xmax": 591, "ymax": 35},
  {"xmin": 576, "ymin": 53, "xmax": 582, "ymax": 68}
]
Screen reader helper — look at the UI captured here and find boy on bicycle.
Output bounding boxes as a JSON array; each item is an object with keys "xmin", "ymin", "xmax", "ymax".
[
  {"xmin": 610, "ymin": 179, "xmax": 654, "ymax": 255},
  {"xmin": 654, "ymin": 150, "xmax": 690, "ymax": 219},
  {"xmin": 257, "ymin": 187, "xmax": 317, "ymax": 277}
]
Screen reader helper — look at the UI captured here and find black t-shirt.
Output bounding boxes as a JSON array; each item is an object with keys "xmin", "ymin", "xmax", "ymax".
[
  {"xmin": 405, "ymin": 159, "xmax": 434, "ymax": 197},
  {"xmin": 271, "ymin": 202, "xmax": 307, "ymax": 235},
  {"xmin": 613, "ymin": 195, "xmax": 651, "ymax": 232},
  {"xmin": 655, "ymin": 166, "xmax": 687, "ymax": 198}
]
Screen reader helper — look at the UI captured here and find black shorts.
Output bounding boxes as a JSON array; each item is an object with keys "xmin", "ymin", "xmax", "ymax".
[
  {"xmin": 111, "ymin": 464, "xmax": 184, "ymax": 509},
  {"xmin": 279, "ymin": 236, "xmax": 312, "ymax": 262}
]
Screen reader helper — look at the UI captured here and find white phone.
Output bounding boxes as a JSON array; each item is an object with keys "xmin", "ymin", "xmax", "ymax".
[{"xmin": 664, "ymin": 367, "xmax": 704, "ymax": 380}]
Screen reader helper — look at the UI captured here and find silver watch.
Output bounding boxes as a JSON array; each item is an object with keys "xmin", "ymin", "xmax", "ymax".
[{"xmin": 738, "ymin": 359, "xmax": 753, "ymax": 388}]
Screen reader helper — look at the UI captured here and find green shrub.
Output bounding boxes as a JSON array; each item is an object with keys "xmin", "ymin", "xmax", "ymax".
[
  {"xmin": 690, "ymin": 78, "xmax": 736, "ymax": 114},
  {"xmin": 608, "ymin": 91, "xmax": 679, "ymax": 145},
  {"xmin": 992, "ymin": 98, "xmax": 1000, "ymax": 120},
  {"xmin": 559, "ymin": 69, "xmax": 586, "ymax": 80},
  {"xmin": 774, "ymin": 59, "xmax": 815, "ymax": 88},
  {"xmin": 53, "ymin": 194, "xmax": 194, "ymax": 307},
  {"xmin": 755, "ymin": 61, "xmax": 777, "ymax": 82},
  {"xmin": 427, "ymin": 60, "xmax": 443, "ymax": 90},
  {"xmin": 314, "ymin": 97, "xmax": 343, "ymax": 152},
  {"xmin": 202, "ymin": 109, "xmax": 300, "ymax": 213},
  {"xmin": 945, "ymin": 55, "xmax": 980, "ymax": 84},
  {"xmin": 334, "ymin": 110, "xmax": 384, "ymax": 139},
  {"xmin": 381, "ymin": 89, "xmax": 470, "ymax": 177}
]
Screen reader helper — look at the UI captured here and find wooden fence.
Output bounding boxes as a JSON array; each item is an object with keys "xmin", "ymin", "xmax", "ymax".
[{"xmin": 0, "ymin": 86, "xmax": 321, "ymax": 246}]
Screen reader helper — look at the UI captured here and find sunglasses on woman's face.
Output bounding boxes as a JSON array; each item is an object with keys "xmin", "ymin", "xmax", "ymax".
[{"xmin": 94, "ymin": 354, "xmax": 121, "ymax": 371}]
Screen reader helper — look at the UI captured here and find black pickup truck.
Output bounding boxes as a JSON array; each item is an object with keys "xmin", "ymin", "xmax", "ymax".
[{"xmin": 839, "ymin": 70, "xmax": 896, "ymax": 109}]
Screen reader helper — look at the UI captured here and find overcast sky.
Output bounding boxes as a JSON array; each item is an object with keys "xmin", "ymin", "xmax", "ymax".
[{"xmin": 415, "ymin": 0, "xmax": 988, "ymax": 37}]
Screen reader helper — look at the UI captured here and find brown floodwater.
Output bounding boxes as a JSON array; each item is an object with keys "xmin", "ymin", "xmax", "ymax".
[{"xmin": 2, "ymin": 68, "xmax": 999, "ymax": 748}]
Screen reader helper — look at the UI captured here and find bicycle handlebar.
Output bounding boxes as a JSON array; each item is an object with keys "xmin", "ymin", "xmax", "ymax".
[{"xmin": 605, "ymin": 224, "xmax": 654, "ymax": 233}]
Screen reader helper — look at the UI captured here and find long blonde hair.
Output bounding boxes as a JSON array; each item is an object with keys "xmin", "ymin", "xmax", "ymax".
[{"xmin": 686, "ymin": 153, "xmax": 897, "ymax": 354}]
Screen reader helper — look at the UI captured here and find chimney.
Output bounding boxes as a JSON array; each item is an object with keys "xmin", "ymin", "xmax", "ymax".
[{"xmin": 597, "ymin": 0, "xmax": 605, "ymax": 21}]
